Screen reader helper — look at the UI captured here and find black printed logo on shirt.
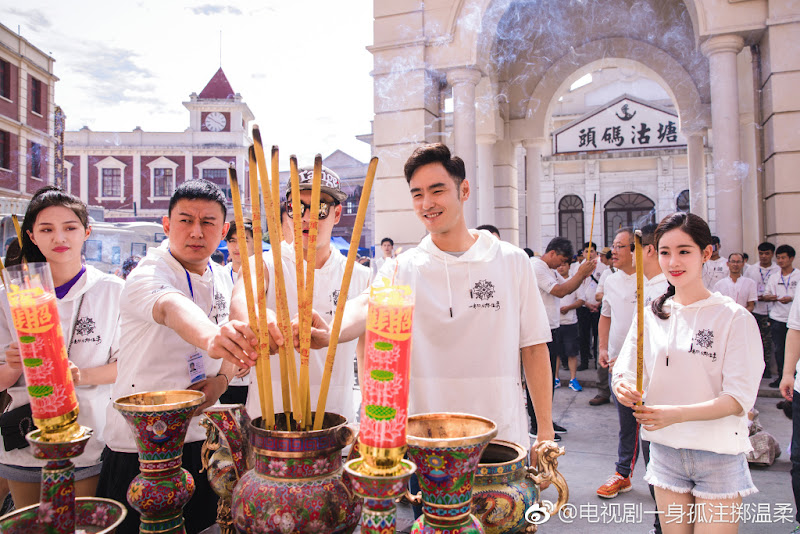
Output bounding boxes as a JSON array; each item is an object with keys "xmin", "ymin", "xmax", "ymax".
[
  {"xmin": 471, "ymin": 280, "xmax": 495, "ymax": 301},
  {"xmin": 214, "ymin": 291, "xmax": 227, "ymax": 312},
  {"xmin": 688, "ymin": 329, "xmax": 717, "ymax": 362},
  {"xmin": 74, "ymin": 317, "xmax": 96, "ymax": 337},
  {"xmin": 332, "ymin": 289, "xmax": 341, "ymax": 307}
]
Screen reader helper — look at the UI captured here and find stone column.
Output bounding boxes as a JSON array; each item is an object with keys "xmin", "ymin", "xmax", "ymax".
[
  {"xmin": 684, "ymin": 129, "xmax": 708, "ymax": 220},
  {"xmin": 447, "ymin": 67, "xmax": 482, "ymax": 229},
  {"xmin": 523, "ymin": 138, "xmax": 547, "ymax": 253},
  {"xmin": 701, "ymin": 34, "xmax": 745, "ymax": 252},
  {"xmin": 476, "ymin": 134, "xmax": 496, "ymax": 224}
]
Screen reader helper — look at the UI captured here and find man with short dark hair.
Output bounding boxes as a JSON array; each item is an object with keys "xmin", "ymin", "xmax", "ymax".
[
  {"xmin": 702, "ymin": 235, "xmax": 729, "ymax": 289},
  {"xmin": 764, "ymin": 245, "xmax": 798, "ymax": 388},
  {"xmin": 307, "ymin": 143, "xmax": 555, "ymax": 456},
  {"xmin": 98, "ymin": 179, "xmax": 258, "ymax": 534},
  {"xmin": 374, "ymin": 236, "xmax": 394, "ymax": 271},
  {"xmin": 476, "ymin": 224, "xmax": 501, "ymax": 240},
  {"xmin": 714, "ymin": 253, "xmax": 757, "ymax": 312},
  {"xmin": 745, "ymin": 241, "xmax": 779, "ymax": 378}
]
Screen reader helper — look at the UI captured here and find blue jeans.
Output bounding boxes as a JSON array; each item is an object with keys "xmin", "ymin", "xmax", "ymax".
[
  {"xmin": 610, "ymin": 372, "xmax": 640, "ymax": 478},
  {"xmin": 792, "ymin": 390, "xmax": 800, "ymax": 523}
]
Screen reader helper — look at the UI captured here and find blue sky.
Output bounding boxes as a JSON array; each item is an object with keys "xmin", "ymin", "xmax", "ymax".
[{"xmin": 1, "ymin": 1, "xmax": 374, "ymax": 165}]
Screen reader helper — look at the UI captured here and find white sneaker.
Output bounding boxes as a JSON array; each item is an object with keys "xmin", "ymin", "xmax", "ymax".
[{"xmin": 554, "ymin": 378, "xmax": 561, "ymax": 389}]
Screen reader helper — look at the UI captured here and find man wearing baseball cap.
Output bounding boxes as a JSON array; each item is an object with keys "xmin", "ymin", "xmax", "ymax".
[{"xmin": 231, "ymin": 165, "xmax": 371, "ymax": 423}]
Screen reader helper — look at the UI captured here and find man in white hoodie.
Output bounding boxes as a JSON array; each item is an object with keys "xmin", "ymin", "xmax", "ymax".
[{"xmin": 309, "ymin": 143, "xmax": 555, "ymax": 454}]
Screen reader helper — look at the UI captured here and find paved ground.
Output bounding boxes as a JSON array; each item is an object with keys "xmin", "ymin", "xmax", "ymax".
[{"xmin": 387, "ymin": 369, "xmax": 796, "ymax": 533}]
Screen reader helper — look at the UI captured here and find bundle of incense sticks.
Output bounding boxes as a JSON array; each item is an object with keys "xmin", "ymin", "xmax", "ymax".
[
  {"xmin": 231, "ymin": 126, "xmax": 378, "ymax": 431},
  {"xmin": 634, "ymin": 229, "xmax": 644, "ymax": 405}
]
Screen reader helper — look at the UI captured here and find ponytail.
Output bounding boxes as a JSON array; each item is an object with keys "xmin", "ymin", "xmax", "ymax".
[{"xmin": 652, "ymin": 283, "xmax": 675, "ymax": 320}]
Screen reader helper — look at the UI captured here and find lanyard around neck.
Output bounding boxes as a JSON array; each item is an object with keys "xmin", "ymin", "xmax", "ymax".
[{"xmin": 169, "ymin": 249, "xmax": 216, "ymax": 319}]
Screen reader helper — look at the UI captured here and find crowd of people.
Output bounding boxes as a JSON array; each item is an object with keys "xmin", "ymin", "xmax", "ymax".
[{"xmin": 0, "ymin": 142, "xmax": 795, "ymax": 534}]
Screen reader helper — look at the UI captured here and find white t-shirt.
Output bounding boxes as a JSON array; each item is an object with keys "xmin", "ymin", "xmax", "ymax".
[
  {"xmin": 558, "ymin": 273, "xmax": 582, "ymax": 326},
  {"xmin": 744, "ymin": 263, "xmax": 780, "ymax": 315},
  {"xmin": 601, "ymin": 269, "xmax": 637, "ymax": 360},
  {"xmin": 613, "ymin": 293, "xmax": 763, "ymax": 455},
  {"xmin": 105, "ymin": 247, "xmax": 230, "ymax": 453},
  {"xmin": 644, "ymin": 273, "xmax": 669, "ymax": 308},
  {"xmin": 702, "ymin": 257, "xmax": 729, "ymax": 290},
  {"xmin": 379, "ymin": 230, "xmax": 551, "ymax": 446},
  {"xmin": 595, "ymin": 268, "xmax": 614, "ymax": 300},
  {"xmin": 765, "ymin": 268, "xmax": 800, "ymax": 323},
  {"xmin": 0, "ymin": 266, "xmax": 123, "ymax": 467},
  {"xmin": 580, "ymin": 261, "xmax": 607, "ymax": 308},
  {"xmin": 531, "ymin": 257, "xmax": 560, "ymax": 330},
  {"xmin": 713, "ymin": 276, "xmax": 758, "ymax": 309},
  {"xmin": 787, "ymin": 283, "xmax": 800, "ymax": 392},
  {"xmin": 221, "ymin": 263, "xmax": 248, "ymax": 387},
  {"xmin": 245, "ymin": 244, "xmax": 371, "ymax": 424}
]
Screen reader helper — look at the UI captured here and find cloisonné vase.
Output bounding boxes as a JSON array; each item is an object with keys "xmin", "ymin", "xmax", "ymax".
[
  {"xmin": 406, "ymin": 413, "xmax": 498, "ymax": 534},
  {"xmin": 230, "ymin": 412, "xmax": 361, "ymax": 534},
  {"xmin": 344, "ymin": 457, "xmax": 417, "ymax": 534},
  {"xmin": 114, "ymin": 390, "xmax": 205, "ymax": 534}
]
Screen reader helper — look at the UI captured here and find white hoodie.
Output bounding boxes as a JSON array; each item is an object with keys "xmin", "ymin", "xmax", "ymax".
[
  {"xmin": 377, "ymin": 230, "xmax": 551, "ymax": 446},
  {"xmin": 613, "ymin": 293, "xmax": 764, "ymax": 455},
  {"xmin": 0, "ymin": 265, "xmax": 123, "ymax": 467}
]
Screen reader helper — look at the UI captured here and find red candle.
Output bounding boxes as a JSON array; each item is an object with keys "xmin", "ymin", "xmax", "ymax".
[
  {"xmin": 5, "ymin": 264, "xmax": 80, "ymax": 440},
  {"xmin": 360, "ymin": 285, "xmax": 413, "ymax": 452}
]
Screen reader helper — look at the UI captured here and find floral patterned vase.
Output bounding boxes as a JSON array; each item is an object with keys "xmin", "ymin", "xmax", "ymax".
[
  {"xmin": 343, "ymin": 457, "xmax": 417, "ymax": 534},
  {"xmin": 230, "ymin": 412, "xmax": 361, "ymax": 534},
  {"xmin": 113, "ymin": 390, "xmax": 205, "ymax": 534},
  {"xmin": 406, "ymin": 413, "xmax": 498, "ymax": 534},
  {"xmin": 0, "ymin": 497, "xmax": 127, "ymax": 533}
]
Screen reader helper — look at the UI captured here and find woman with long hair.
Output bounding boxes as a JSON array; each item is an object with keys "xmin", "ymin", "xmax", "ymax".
[
  {"xmin": 613, "ymin": 212, "xmax": 763, "ymax": 533},
  {"xmin": 0, "ymin": 186, "xmax": 123, "ymax": 507}
]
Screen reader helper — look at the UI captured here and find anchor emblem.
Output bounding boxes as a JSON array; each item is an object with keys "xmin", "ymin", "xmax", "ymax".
[{"xmin": 615, "ymin": 103, "xmax": 637, "ymax": 121}]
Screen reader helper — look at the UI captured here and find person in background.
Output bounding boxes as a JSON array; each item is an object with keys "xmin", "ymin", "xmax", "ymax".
[
  {"xmin": 280, "ymin": 201, "xmax": 293, "ymax": 245},
  {"xmin": 121, "ymin": 255, "xmax": 141, "ymax": 280},
  {"xmin": 373, "ymin": 237, "xmax": 395, "ymax": 272},
  {"xmin": 476, "ymin": 224, "xmax": 501, "ymax": 240},
  {"xmin": 0, "ymin": 186, "xmax": 122, "ymax": 508},
  {"xmin": 225, "ymin": 219, "xmax": 255, "ymax": 284},
  {"xmin": 713, "ymin": 253, "xmax": 757, "ymax": 312},
  {"xmin": 745, "ymin": 242, "xmax": 779, "ymax": 380},
  {"xmin": 702, "ymin": 235, "xmax": 728, "ymax": 289},
  {"xmin": 575, "ymin": 242, "xmax": 605, "ymax": 372},
  {"xmin": 555, "ymin": 261, "xmax": 584, "ymax": 391},
  {"xmin": 210, "ymin": 250, "xmax": 226, "ymax": 266},
  {"xmin": 763, "ymin": 245, "xmax": 798, "ymax": 388}
]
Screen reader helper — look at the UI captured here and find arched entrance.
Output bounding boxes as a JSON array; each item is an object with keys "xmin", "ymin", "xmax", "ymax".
[
  {"xmin": 558, "ymin": 195, "xmax": 584, "ymax": 254},
  {"xmin": 604, "ymin": 193, "xmax": 656, "ymax": 246}
]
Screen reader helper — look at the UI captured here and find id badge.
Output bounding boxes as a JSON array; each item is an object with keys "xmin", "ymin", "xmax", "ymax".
[{"xmin": 187, "ymin": 352, "xmax": 207, "ymax": 385}]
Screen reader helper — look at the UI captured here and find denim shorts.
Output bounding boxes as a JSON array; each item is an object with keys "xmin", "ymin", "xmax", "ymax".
[{"xmin": 645, "ymin": 442, "xmax": 757, "ymax": 500}]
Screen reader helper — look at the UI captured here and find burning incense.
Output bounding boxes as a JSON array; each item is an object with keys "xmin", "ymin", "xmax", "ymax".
[
  {"xmin": 585, "ymin": 194, "xmax": 597, "ymax": 259},
  {"xmin": 252, "ymin": 128, "xmax": 299, "ymax": 428},
  {"xmin": 313, "ymin": 157, "xmax": 379, "ymax": 430},
  {"xmin": 289, "ymin": 157, "xmax": 308, "ymax": 426},
  {"xmin": 248, "ymin": 147, "xmax": 276, "ymax": 428},
  {"xmin": 228, "ymin": 165, "xmax": 272, "ymax": 423},
  {"xmin": 634, "ymin": 229, "xmax": 644, "ymax": 405},
  {"xmin": 299, "ymin": 156, "xmax": 323, "ymax": 427}
]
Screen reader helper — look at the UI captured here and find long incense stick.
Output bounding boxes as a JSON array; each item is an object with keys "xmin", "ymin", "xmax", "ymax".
[
  {"xmin": 248, "ymin": 146, "xmax": 275, "ymax": 428},
  {"xmin": 585, "ymin": 194, "xmax": 597, "ymax": 259},
  {"xmin": 300, "ymin": 156, "xmax": 323, "ymax": 427},
  {"xmin": 313, "ymin": 156, "xmax": 379, "ymax": 430},
  {"xmin": 634, "ymin": 229, "xmax": 644, "ymax": 405},
  {"xmin": 227, "ymin": 166, "xmax": 269, "ymax": 422},
  {"xmin": 271, "ymin": 147, "xmax": 283, "ymax": 244},
  {"xmin": 252, "ymin": 128, "xmax": 298, "ymax": 427},
  {"xmin": 289, "ymin": 157, "xmax": 307, "ymax": 427}
]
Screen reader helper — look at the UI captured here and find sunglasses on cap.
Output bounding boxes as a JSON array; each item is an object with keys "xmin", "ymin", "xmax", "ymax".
[{"xmin": 286, "ymin": 199, "xmax": 338, "ymax": 220}]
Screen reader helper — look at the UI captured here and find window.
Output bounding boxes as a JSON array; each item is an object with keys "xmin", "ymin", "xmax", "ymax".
[
  {"xmin": 0, "ymin": 130, "xmax": 9, "ymax": 170},
  {"xmin": 31, "ymin": 143, "xmax": 43, "ymax": 178},
  {"xmin": 203, "ymin": 168, "xmax": 231, "ymax": 200},
  {"xmin": 558, "ymin": 195, "xmax": 585, "ymax": 254},
  {"xmin": 31, "ymin": 78, "xmax": 43, "ymax": 115},
  {"xmin": 154, "ymin": 168, "xmax": 174, "ymax": 197},
  {"xmin": 102, "ymin": 168, "xmax": 122, "ymax": 197},
  {"xmin": 0, "ymin": 60, "xmax": 10, "ymax": 99},
  {"xmin": 603, "ymin": 193, "xmax": 656, "ymax": 246},
  {"xmin": 676, "ymin": 189, "xmax": 690, "ymax": 213}
]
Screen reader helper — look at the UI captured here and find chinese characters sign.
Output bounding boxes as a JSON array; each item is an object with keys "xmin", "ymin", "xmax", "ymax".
[{"xmin": 553, "ymin": 95, "xmax": 687, "ymax": 154}]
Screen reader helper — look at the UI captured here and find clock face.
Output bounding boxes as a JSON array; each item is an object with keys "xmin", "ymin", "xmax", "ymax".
[{"xmin": 204, "ymin": 112, "xmax": 227, "ymax": 132}]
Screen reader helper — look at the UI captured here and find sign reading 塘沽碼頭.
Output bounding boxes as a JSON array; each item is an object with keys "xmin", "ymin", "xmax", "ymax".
[{"xmin": 553, "ymin": 94, "xmax": 687, "ymax": 154}]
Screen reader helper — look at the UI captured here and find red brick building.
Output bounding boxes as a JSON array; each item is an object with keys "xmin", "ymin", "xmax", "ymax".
[
  {"xmin": 65, "ymin": 68, "xmax": 254, "ymax": 221},
  {"xmin": 0, "ymin": 21, "xmax": 58, "ymax": 214}
]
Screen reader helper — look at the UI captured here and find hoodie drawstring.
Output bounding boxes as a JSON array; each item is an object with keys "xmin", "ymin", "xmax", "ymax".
[{"xmin": 444, "ymin": 253, "xmax": 453, "ymax": 318}]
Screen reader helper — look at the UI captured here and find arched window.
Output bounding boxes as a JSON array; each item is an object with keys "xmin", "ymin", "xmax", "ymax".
[
  {"xmin": 558, "ymin": 195, "xmax": 584, "ymax": 255},
  {"xmin": 676, "ymin": 189, "xmax": 690, "ymax": 212},
  {"xmin": 603, "ymin": 193, "xmax": 656, "ymax": 246}
]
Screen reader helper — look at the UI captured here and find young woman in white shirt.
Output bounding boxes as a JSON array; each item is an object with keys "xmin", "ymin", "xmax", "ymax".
[
  {"xmin": 0, "ymin": 187, "xmax": 122, "ymax": 508},
  {"xmin": 613, "ymin": 212, "xmax": 763, "ymax": 533}
]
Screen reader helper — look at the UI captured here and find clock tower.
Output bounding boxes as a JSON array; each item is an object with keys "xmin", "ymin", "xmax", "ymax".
[{"xmin": 184, "ymin": 68, "xmax": 254, "ymax": 137}]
